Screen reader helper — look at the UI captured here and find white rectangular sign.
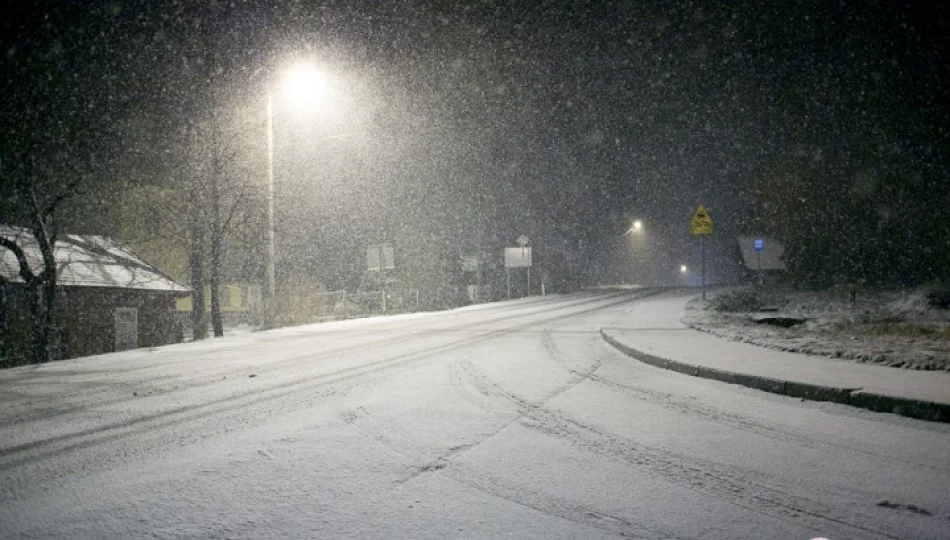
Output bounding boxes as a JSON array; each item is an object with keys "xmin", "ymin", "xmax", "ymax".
[
  {"xmin": 367, "ymin": 244, "xmax": 395, "ymax": 271},
  {"xmin": 737, "ymin": 236, "xmax": 787, "ymax": 271},
  {"xmin": 504, "ymin": 247, "xmax": 532, "ymax": 268},
  {"xmin": 461, "ymin": 255, "xmax": 478, "ymax": 273}
]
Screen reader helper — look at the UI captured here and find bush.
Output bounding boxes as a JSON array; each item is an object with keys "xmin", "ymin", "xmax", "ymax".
[
  {"xmin": 709, "ymin": 289, "xmax": 763, "ymax": 312},
  {"xmin": 927, "ymin": 287, "xmax": 950, "ymax": 310},
  {"xmin": 708, "ymin": 288, "xmax": 788, "ymax": 313}
]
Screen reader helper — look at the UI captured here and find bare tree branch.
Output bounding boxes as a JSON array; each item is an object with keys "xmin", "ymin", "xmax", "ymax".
[
  {"xmin": 43, "ymin": 178, "xmax": 81, "ymax": 219},
  {"xmin": 0, "ymin": 235, "xmax": 36, "ymax": 284},
  {"xmin": 221, "ymin": 183, "xmax": 249, "ymax": 231}
]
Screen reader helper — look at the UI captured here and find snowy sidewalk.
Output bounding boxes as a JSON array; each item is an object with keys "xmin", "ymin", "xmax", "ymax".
[{"xmin": 602, "ymin": 292, "xmax": 950, "ymax": 423}]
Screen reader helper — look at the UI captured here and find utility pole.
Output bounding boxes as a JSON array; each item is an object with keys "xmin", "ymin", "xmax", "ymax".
[
  {"xmin": 265, "ymin": 92, "xmax": 276, "ymax": 302},
  {"xmin": 379, "ymin": 244, "xmax": 387, "ymax": 313}
]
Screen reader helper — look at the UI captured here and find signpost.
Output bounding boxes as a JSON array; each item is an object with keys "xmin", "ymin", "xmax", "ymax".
[
  {"xmin": 753, "ymin": 237, "xmax": 764, "ymax": 285},
  {"xmin": 689, "ymin": 205, "xmax": 713, "ymax": 300},
  {"xmin": 367, "ymin": 243, "xmax": 395, "ymax": 312},
  {"xmin": 504, "ymin": 235, "xmax": 532, "ymax": 300},
  {"xmin": 518, "ymin": 235, "xmax": 530, "ymax": 296},
  {"xmin": 461, "ymin": 254, "xmax": 479, "ymax": 302}
]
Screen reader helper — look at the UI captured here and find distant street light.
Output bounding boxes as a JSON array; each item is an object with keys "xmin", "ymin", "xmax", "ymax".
[
  {"xmin": 680, "ymin": 264, "xmax": 688, "ymax": 274},
  {"xmin": 621, "ymin": 219, "xmax": 648, "ymax": 285},
  {"xmin": 621, "ymin": 219, "xmax": 644, "ymax": 237},
  {"xmin": 265, "ymin": 61, "xmax": 337, "ymax": 301}
]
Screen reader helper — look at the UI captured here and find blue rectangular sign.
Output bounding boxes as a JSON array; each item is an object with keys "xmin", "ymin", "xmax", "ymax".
[{"xmin": 753, "ymin": 238, "xmax": 764, "ymax": 251}]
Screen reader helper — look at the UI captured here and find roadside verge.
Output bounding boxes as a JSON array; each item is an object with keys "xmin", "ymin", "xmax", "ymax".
[{"xmin": 600, "ymin": 328, "xmax": 950, "ymax": 422}]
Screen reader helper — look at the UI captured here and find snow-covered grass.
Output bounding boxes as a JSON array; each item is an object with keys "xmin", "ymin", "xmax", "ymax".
[{"xmin": 684, "ymin": 286, "xmax": 950, "ymax": 371}]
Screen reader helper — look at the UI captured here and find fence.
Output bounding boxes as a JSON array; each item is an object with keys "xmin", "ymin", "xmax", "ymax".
[{"xmin": 323, "ymin": 288, "xmax": 421, "ymax": 321}]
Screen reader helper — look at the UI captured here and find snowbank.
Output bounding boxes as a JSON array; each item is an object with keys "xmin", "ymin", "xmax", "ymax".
[{"xmin": 684, "ymin": 287, "xmax": 950, "ymax": 371}]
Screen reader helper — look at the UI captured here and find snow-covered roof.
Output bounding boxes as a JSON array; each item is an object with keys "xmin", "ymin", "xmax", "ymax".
[
  {"xmin": 737, "ymin": 235, "xmax": 787, "ymax": 271},
  {"xmin": 1, "ymin": 225, "xmax": 189, "ymax": 293}
]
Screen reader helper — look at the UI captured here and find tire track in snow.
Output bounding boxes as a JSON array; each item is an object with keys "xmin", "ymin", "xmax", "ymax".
[
  {"xmin": 0, "ymin": 292, "xmax": 628, "ymax": 429},
  {"xmin": 586, "ymin": 371, "xmax": 950, "ymax": 475},
  {"xmin": 338, "ymin": 405, "xmax": 684, "ymax": 540},
  {"xmin": 540, "ymin": 327, "xmax": 949, "ymax": 475},
  {"xmin": 0, "ymin": 291, "xmax": 629, "ymax": 435},
  {"xmin": 0, "ymin": 291, "xmax": 650, "ymax": 473},
  {"xmin": 451, "ymin": 359, "xmax": 906, "ymax": 540}
]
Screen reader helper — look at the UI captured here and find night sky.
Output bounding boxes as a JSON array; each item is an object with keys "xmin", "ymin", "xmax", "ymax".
[{"xmin": 3, "ymin": 1, "xmax": 948, "ymax": 289}]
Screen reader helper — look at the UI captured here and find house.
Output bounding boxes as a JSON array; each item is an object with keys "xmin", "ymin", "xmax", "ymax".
[
  {"xmin": 1, "ymin": 225, "xmax": 190, "ymax": 364},
  {"xmin": 175, "ymin": 283, "xmax": 263, "ymax": 324}
]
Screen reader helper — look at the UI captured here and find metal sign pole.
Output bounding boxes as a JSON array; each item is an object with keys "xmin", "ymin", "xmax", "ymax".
[
  {"xmin": 379, "ymin": 244, "xmax": 386, "ymax": 313},
  {"xmin": 521, "ymin": 245, "xmax": 529, "ymax": 297},
  {"xmin": 689, "ymin": 205, "xmax": 713, "ymax": 301},
  {"xmin": 506, "ymin": 267, "xmax": 511, "ymax": 300},
  {"xmin": 758, "ymin": 250, "xmax": 763, "ymax": 285},
  {"xmin": 701, "ymin": 234, "xmax": 706, "ymax": 300}
]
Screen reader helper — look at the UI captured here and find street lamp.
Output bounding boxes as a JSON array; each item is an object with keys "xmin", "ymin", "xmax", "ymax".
[
  {"xmin": 282, "ymin": 63, "xmax": 333, "ymax": 106},
  {"xmin": 621, "ymin": 218, "xmax": 647, "ymax": 286},
  {"xmin": 265, "ymin": 61, "xmax": 336, "ymax": 301},
  {"xmin": 621, "ymin": 219, "xmax": 644, "ymax": 237},
  {"xmin": 680, "ymin": 264, "xmax": 688, "ymax": 274}
]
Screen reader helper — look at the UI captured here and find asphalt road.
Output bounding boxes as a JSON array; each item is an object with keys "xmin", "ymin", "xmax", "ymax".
[{"xmin": 1, "ymin": 290, "xmax": 948, "ymax": 540}]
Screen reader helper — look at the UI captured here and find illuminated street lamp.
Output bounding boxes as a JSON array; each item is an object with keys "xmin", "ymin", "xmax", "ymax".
[
  {"xmin": 265, "ymin": 61, "xmax": 336, "ymax": 301},
  {"xmin": 680, "ymin": 264, "xmax": 688, "ymax": 274},
  {"xmin": 622, "ymin": 219, "xmax": 644, "ymax": 237}
]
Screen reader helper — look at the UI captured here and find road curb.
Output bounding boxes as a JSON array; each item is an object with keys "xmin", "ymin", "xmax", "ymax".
[{"xmin": 600, "ymin": 329, "xmax": 950, "ymax": 424}]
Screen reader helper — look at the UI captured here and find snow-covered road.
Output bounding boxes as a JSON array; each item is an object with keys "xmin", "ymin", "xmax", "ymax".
[{"xmin": 1, "ymin": 290, "xmax": 948, "ymax": 540}]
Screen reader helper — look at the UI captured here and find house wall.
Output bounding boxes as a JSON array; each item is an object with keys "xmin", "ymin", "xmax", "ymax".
[
  {"xmin": 60, "ymin": 288, "xmax": 184, "ymax": 358},
  {"xmin": 0, "ymin": 285, "xmax": 185, "ymax": 366},
  {"xmin": 0, "ymin": 285, "xmax": 32, "ymax": 366},
  {"xmin": 175, "ymin": 283, "xmax": 262, "ymax": 314}
]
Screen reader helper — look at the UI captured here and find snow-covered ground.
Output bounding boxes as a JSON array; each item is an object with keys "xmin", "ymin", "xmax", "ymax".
[
  {"xmin": 684, "ymin": 287, "xmax": 950, "ymax": 371},
  {"xmin": 1, "ymin": 290, "xmax": 948, "ymax": 540}
]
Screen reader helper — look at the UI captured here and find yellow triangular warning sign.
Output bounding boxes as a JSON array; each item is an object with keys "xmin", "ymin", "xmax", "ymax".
[{"xmin": 690, "ymin": 204, "xmax": 713, "ymax": 235}]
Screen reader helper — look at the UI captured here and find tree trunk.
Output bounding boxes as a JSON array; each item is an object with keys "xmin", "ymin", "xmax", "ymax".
[
  {"xmin": 41, "ymin": 273, "xmax": 58, "ymax": 359},
  {"xmin": 26, "ymin": 284, "xmax": 46, "ymax": 363},
  {"xmin": 23, "ymin": 278, "xmax": 56, "ymax": 364},
  {"xmin": 209, "ymin": 231, "xmax": 224, "ymax": 337},
  {"xmin": 208, "ymin": 140, "xmax": 225, "ymax": 338},
  {"xmin": 188, "ymin": 229, "xmax": 207, "ymax": 341}
]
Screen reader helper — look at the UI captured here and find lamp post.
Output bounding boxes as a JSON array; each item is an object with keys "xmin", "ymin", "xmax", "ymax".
[
  {"xmin": 264, "ymin": 62, "xmax": 334, "ymax": 303},
  {"xmin": 622, "ymin": 219, "xmax": 646, "ymax": 285},
  {"xmin": 266, "ymin": 91, "xmax": 276, "ymax": 300}
]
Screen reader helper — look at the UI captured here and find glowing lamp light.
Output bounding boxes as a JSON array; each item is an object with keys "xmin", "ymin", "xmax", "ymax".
[{"xmin": 282, "ymin": 62, "xmax": 333, "ymax": 106}]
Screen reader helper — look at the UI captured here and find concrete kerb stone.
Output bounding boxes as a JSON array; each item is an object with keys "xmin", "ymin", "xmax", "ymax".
[
  {"xmin": 600, "ymin": 329, "xmax": 950, "ymax": 424},
  {"xmin": 849, "ymin": 391, "xmax": 950, "ymax": 423},
  {"xmin": 783, "ymin": 381, "xmax": 856, "ymax": 405}
]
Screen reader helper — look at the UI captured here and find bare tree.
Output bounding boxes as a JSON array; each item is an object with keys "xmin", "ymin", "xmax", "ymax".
[
  {"xmin": 187, "ymin": 108, "xmax": 263, "ymax": 338},
  {"xmin": 0, "ymin": 166, "xmax": 84, "ymax": 364}
]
